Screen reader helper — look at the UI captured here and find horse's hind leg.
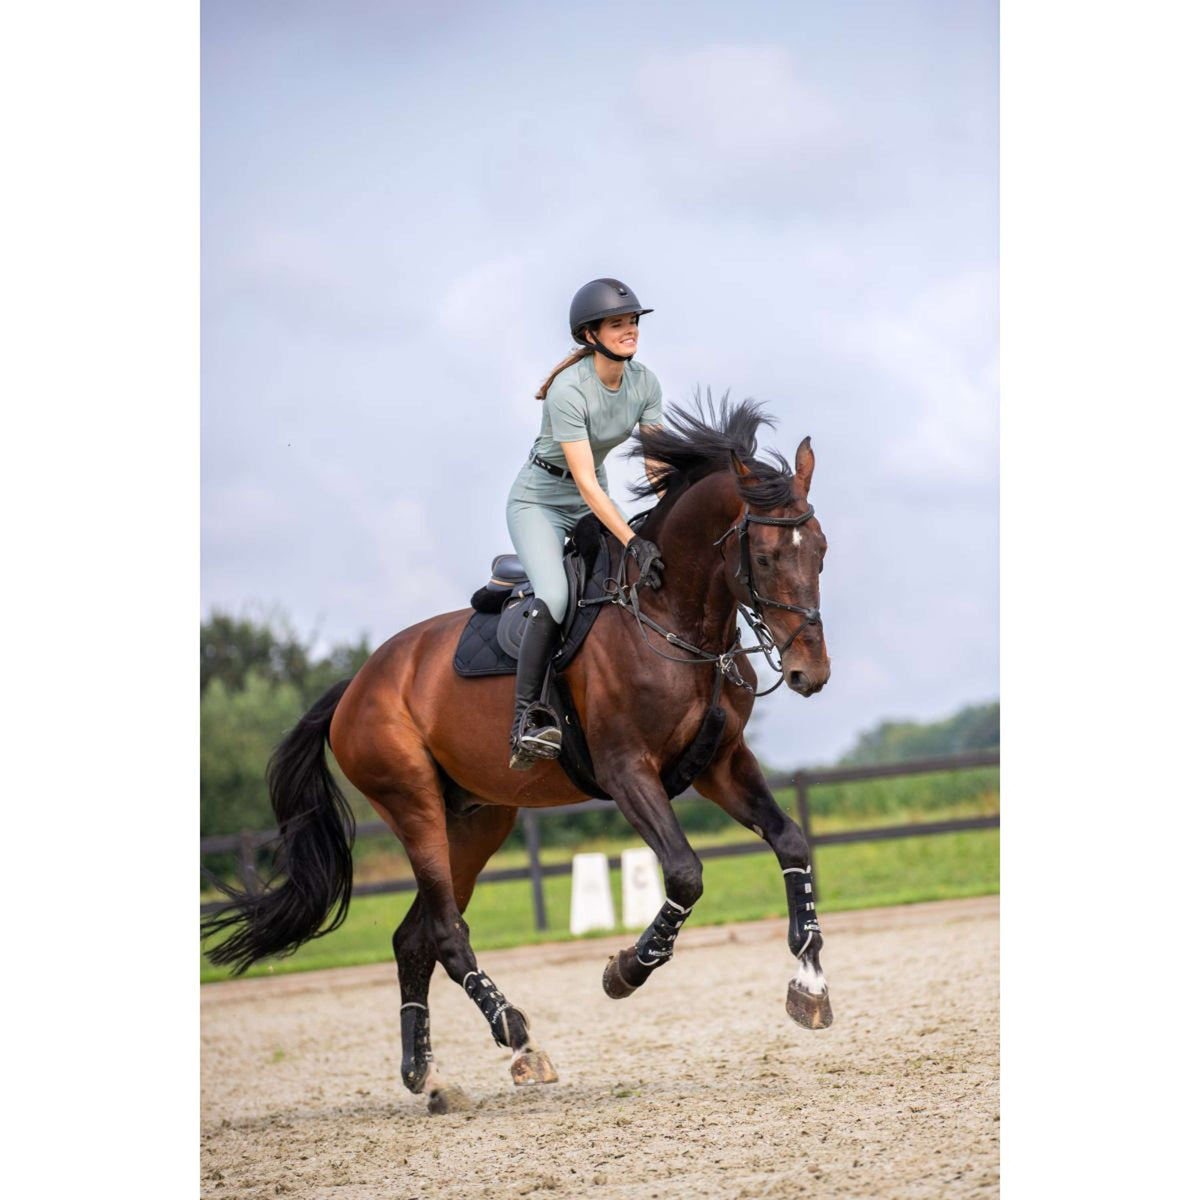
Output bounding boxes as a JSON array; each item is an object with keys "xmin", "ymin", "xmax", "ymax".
[
  {"xmin": 442, "ymin": 800, "xmax": 558, "ymax": 1087},
  {"xmin": 378, "ymin": 769, "xmax": 556, "ymax": 1107},
  {"xmin": 392, "ymin": 894, "xmax": 471, "ymax": 1112}
]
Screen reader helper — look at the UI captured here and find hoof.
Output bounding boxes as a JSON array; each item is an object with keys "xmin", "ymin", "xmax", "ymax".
[
  {"xmin": 786, "ymin": 980, "xmax": 834, "ymax": 1030},
  {"xmin": 602, "ymin": 952, "xmax": 639, "ymax": 999},
  {"xmin": 426, "ymin": 1084, "xmax": 472, "ymax": 1115},
  {"xmin": 401, "ymin": 1063, "xmax": 429, "ymax": 1095},
  {"xmin": 510, "ymin": 1047, "xmax": 559, "ymax": 1086}
]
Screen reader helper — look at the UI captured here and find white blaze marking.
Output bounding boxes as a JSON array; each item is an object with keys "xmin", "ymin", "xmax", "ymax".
[{"xmin": 793, "ymin": 529, "xmax": 803, "ymax": 546}]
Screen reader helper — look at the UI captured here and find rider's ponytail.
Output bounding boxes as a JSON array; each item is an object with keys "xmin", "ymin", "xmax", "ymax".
[{"xmin": 535, "ymin": 346, "xmax": 593, "ymax": 400}]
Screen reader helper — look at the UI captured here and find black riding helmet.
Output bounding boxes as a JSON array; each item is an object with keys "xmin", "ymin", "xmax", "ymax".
[{"xmin": 569, "ymin": 278, "xmax": 653, "ymax": 362}]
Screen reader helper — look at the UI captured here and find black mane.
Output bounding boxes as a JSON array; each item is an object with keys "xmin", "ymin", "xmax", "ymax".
[{"xmin": 628, "ymin": 391, "xmax": 795, "ymax": 510}]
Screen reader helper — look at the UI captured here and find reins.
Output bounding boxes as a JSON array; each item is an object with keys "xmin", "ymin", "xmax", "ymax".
[{"xmin": 578, "ymin": 504, "xmax": 820, "ymax": 701}]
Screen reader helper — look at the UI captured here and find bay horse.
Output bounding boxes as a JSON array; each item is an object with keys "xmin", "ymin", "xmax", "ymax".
[{"xmin": 203, "ymin": 398, "xmax": 833, "ymax": 1113}]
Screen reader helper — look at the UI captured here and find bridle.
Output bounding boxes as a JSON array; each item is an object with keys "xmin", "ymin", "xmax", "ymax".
[
  {"xmin": 715, "ymin": 505, "xmax": 823, "ymax": 671},
  {"xmin": 585, "ymin": 503, "xmax": 822, "ymax": 700}
]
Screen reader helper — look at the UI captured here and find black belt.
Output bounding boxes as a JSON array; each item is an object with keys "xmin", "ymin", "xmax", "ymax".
[{"xmin": 529, "ymin": 451, "xmax": 571, "ymax": 480}]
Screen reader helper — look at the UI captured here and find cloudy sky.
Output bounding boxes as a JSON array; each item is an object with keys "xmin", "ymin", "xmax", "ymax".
[{"xmin": 201, "ymin": 0, "xmax": 997, "ymax": 767}]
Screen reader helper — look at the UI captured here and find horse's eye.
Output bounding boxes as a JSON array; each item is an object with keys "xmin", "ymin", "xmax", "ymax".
[{"xmin": 755, "ymin": 555, "xmax": 769, "ymax": 567}]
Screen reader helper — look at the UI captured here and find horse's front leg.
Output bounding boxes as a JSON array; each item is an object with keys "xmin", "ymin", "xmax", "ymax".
[
  {"xmin": 595, "ymin": 766, "xmax": 704, "ymax": 999},
  {"xmin": 694, "ymin": 739, "xmax": 834, "ymax": 1030}
]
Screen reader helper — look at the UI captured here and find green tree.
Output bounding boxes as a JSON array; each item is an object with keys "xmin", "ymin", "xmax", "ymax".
[
  {"xmin": 200, "ymin": 612, "xmax": 376, "ymax": 848},
  {"xmin": 303, "ymin": 635, "xmax": 372, "ymax": 703},
  {"xmin": 200, "ymin": 671, "xmax": 304, "ymax": 836},
  {"xmin": 201, "ymin": 610, "xmax": 372, "ymax": 704},
  {"xmin": 201, "ymin": 610, "xmax": 309, "ymax": 695}
]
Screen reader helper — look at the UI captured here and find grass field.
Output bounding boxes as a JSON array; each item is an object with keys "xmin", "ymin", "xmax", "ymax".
[{"xmin": 200, "ymin": 790, "xmax": 998, "ymax": 983}]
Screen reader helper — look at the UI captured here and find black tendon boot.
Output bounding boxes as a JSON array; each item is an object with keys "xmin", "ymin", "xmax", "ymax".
[{"xmin": 508, "ymin": 599, "xmax": 563, "ymax": 770}]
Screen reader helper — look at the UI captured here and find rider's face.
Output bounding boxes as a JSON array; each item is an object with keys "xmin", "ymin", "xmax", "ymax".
[{"xmin": 591, "ymin": 313, "xmax": 640, "ymax": 357}]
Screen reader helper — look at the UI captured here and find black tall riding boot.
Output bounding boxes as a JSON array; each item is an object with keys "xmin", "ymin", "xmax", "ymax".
[{"xmin": 508, "ymin": 599, "xmax": 563, "ymax": 771}]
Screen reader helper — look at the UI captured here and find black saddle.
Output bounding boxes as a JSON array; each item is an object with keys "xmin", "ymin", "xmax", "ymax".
[{"xmin": 453, "ymin": 513, "xmax": 610, "ymax": 678}]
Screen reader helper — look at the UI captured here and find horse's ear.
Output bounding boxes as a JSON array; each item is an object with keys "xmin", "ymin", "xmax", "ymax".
[
  {"xmin": 730, "ymin": 450, "xmax": 756, "ymax": 480},
  {"xmin": 794, "ymin": 437, "xmax": 815, "ymax": 498}
]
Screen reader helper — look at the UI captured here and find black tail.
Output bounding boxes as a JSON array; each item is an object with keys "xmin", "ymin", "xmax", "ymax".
[{"xmin": 202, "ymin": 679, "xmax": 355, "ymax": 974}]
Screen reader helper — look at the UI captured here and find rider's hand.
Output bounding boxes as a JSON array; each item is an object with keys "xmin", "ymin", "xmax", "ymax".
[{"xmin": 627, "ymin": 536, "xmax": 665, "ymax": 590}]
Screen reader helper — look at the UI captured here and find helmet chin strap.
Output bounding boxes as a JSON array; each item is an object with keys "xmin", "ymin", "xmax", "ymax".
[{"xmin": 585, "ymin": 333, "xmax": 635, "ymax": 364}]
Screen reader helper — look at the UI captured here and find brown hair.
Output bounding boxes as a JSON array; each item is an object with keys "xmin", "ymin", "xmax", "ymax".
[{"xmin": 535, "ymin": 346, "xmax": 593, "ymax": 400}]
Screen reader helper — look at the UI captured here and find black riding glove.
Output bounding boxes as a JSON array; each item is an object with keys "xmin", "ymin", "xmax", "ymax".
[{"xmin": 627, "ymin": 536, "xmax": 665, "ymax": 590}]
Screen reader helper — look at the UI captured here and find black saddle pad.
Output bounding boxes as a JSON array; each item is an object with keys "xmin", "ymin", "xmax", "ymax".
[{"xmin": 452, "ymin": 514, "xmax": 611, "ymax": 678}]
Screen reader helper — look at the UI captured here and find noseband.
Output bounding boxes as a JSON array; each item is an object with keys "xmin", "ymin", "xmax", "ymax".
[{"xmin": 714, "ymin": 506, "xmax": 822, "ymax": 665}]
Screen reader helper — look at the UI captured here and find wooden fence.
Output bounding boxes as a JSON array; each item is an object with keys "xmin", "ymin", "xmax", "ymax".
[{"xmin": 201, "ymin": 750, "xmax": 999, "ymax": 929}]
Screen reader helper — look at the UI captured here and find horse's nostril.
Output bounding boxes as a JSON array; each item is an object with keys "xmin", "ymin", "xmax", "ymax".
[{"xmin": 788, "ymin": 670, "xmax": 809, "ymax": 693}]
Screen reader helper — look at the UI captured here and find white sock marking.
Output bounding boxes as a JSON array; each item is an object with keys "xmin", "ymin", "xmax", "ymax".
[
  {"xmin": 794, "ymin": 955, "xmax": 827, "ymax": 995},
  {"xmin": 422, "ymin": 1059, "xmax": 446, "ymax": 1096}
]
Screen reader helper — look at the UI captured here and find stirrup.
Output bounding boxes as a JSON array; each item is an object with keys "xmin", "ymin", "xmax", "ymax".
[
  {"xmin": 509, "ymin": 734, "xmax": 559, "ymax": 770},
  {"xmin": 508, "ymin": 706, "xmax": 561, "ymax": 769},
  {"xmin": 520, "ymin": 725, "xmax": 562, "ymax": 755}
]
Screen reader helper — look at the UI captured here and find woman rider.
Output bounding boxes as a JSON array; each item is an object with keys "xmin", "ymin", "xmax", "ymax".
[{"xmin": 505, "ymin": 277, "xmax": 667, "ymax": 770}]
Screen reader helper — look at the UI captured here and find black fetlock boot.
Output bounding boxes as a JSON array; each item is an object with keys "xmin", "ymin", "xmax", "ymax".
[{"xmin": 508, "ymin": 599, "xmax": 563, "ymax": 771}]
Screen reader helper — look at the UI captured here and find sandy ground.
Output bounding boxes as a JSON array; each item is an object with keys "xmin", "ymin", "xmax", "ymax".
[{"xmin": 201, "ymin": 895, "xmax": 998, "ymax": 1199}]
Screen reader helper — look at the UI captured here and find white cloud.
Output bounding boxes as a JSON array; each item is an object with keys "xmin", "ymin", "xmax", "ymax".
[
  {"xmin": 435, "ymin": 253, "xmax": 532, "ymax": 335},
  {"xmin": 632, "ymin": 44, "xmax": 865, "ymax": 218},
  {"xmin": 638, "ymin": 44, "xmax": 842, "ymax": 158},
  {"xmin": 835, "ymin": 269, "xmax": 999, "ymax": 490},
  {"xmin": 204, "ymin": 224, "xmax": 419, "ymax": 340}
]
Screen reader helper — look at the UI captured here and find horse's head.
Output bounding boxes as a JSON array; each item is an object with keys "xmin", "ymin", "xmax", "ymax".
[{"xmin": 724, "ymin": 438, "xmax": 831, "ymax": 697}]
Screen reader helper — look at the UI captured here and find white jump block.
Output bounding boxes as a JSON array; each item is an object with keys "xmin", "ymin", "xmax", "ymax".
[
  {"xmin": 621, "ymin": 847, "xmax": 665, "ymax": 929},
  {"xmin": 569, "ymin": 852, "xmax": 615, "ymax": 936}
]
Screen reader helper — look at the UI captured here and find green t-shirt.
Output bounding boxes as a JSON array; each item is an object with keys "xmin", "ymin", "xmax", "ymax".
[{"xmin": 531, "ymin": 356, "xmax": 663, "ymax": 483}]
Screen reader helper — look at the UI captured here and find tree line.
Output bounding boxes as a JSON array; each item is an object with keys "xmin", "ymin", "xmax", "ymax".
[
  {"xmin": 836, "ymin": 700, "xmax": 999, "ymax": 766},
  {"xmin": 201, "ymin": 611, "xmax": 371, "ymax": 838}
]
